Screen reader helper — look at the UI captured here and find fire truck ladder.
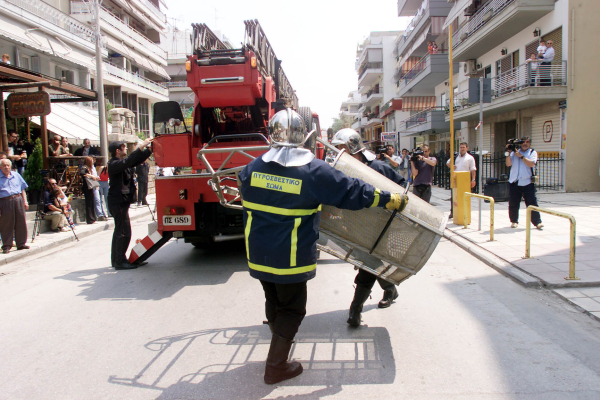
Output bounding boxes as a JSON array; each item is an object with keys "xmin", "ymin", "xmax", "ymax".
[
  {"xmin": 191, "ymin": 23, "xmax": 228, "ymax": 53},
  {"xmin": 243, "ymin": 19, "xmax": 299, "ymax": 110}
]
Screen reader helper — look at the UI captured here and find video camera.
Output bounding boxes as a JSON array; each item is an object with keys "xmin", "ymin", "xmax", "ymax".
[
  {"xmin": 505, "ymin": 138, "xmax": 525, "ymax": 156},
  {"xmin": 410, "ymin": 148, "xmax": 424, "ymax": 162}
]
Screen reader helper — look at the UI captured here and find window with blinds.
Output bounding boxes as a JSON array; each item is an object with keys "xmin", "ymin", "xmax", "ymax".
[
  {"xmin": 525, "ymin": 39, "xmax": 540, "ymax": 60},
  {"xmin": 542, "ymin": 27, "xmax": 563, "ymax": 61}
]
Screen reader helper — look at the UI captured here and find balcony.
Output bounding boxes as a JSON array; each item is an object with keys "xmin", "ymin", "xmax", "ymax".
[
  {"xmin": 452, "ymin": 0, "xmax": 556, "ymax": 62},
  {"xmin": 396, "ymin": 53, "xmax": 458, "ymax": 97},
  {"xmin": 398, "ymin": 107, "xmax": 449, "ymax": 137},
  {"xmin": 4, "ymin": 0, "xmax": 94, "ymax": 43},
  {"xmin": 103, "ymin": 62, "xmax": 169, "ymax": 98},
  {"xmin": 70, "ymin": 2, "xmax": 167, "ymax": 64},
  {"xmin": 398, "ymin": 0, "xmax": 423, "ymax": 17},
  {"xmin": 449, "ymin": 61, "xmax": 567, "ymax": 122},
  {"xmin": 364, "ymin": 86, "xmax": 383, "ymax": 107},
  {"xmin": 358, "ymin": 62, "xmax": 383, "ymax": 88},
  {"xmin": 395, "ymin": 0, "xmax": 453, "ymax": 60},
  {"xmin": 131, "ymin": 0, "xmax": 166, "ymax": 27}
]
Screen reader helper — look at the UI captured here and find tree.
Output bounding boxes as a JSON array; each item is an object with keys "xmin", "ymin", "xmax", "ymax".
[
  {"xmin": 330, "ymin": 113, "xmax": 355, "ymax": 134},
  {"xmin": 23, "ymin": 138, "xmax": 43, "ymax": 191}
]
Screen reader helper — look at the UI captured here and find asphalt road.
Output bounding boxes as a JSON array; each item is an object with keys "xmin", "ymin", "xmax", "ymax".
[{"xmin": 2, "ymin": 215, "xmax": 600, "ymax": 399}]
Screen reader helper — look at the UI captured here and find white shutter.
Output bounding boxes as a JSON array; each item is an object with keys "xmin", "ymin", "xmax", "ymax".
[
  {"xmin": 31, "ymin": 56, "xmax": 40, "ymax": 72},
  {"xmin": 531, "ymin": 111, "xmax": 561, "ymax": 152},
  {"xmin": 482, "ymin": 124, "xmax": 491, "ymax": 153}
]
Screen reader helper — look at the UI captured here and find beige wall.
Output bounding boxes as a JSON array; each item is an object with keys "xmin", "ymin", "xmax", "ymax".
[{"xmin": 565, "ymin": 0, "xmax": 600, "ymax": 192}]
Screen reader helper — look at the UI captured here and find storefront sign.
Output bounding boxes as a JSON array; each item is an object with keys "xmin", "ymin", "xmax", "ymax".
[
  {"xmin": 6, "ymin": 92, "xmax": 51, "ymax": 118},
  {"xmin": 381, "ymin": 132, "xmax": 397, "ymax": 142}
]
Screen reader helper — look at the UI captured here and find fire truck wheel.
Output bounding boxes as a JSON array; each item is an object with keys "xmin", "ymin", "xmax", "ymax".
[{"xmin": 298, "ymin": 106, "xmax": 315, "ymax": 152}]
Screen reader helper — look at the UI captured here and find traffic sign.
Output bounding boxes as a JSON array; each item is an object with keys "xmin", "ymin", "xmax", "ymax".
[{"xmin": 381, "ymin": 132, "xmax": 397, "ymax": 142}]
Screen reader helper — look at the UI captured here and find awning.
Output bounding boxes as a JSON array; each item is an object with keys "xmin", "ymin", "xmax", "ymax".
[
  {"xmin": 30, "ymin": 103, "xmax": 111, "ymax": 144},
  {"xmin": 105, "ymin": 36, "xmax": 170, "ymax": 79},
  {"xmin": 401, "ymin": 97, "xmax": 436, "ymax": 111},
  {"xmin": 379, "ymin": 99, "xmax": 403, "ymax": 118},
  {"xmin": 398, "ymin": 22, "xmax": 431, "ymax": 68},
  {"xmin": 443, "ymin": 0, "xmax": 473, "ymax": 30}
]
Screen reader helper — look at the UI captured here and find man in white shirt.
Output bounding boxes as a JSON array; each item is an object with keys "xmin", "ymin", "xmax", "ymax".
[
  {"xmin": 505, "ymin": 136, "xmax": 543, "ymax": 229},
  {"xmin": 446, "ymin": 142, "xmax": 476, "ymax": 219},
  {"xmin": 540, "ymin": 40, "xmax": 555, "ymax": 86}
]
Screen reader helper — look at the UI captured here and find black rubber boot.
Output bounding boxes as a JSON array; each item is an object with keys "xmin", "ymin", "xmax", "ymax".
[
  {"xmin": 347, "ymin": 285, "xmax": 371, "ymax": 327},
  {"xmin": 264, "ymin": 334, "xmax": 303, "ymax": 385},
  {"xmin": 378, "ymin": 285, "xmax": 399, "ymax": 308}
]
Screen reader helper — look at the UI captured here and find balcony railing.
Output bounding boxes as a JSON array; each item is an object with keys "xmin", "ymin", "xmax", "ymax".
[
  {"xmin": 452, "ymin": 0, "xmax": 515, "ymax": 49},
  {"xmin": 140, "ymin": 0, "xmax": 166, "ymax": 21},
  {"xmin": 5, "ymin": 0, "xmax": 94, "ymax": 43},
  {"xmin": 405, "ymin": 106, "xmax": 446, "ymax": 129},
  {"xmin": 358, "ymin": 62, "xmax": 383, "ymax": 81},
  {"xmin": 164, "ymin": 81, "xmax": 188, "ymax": 88},
  {"xmin": 103, "ymin": 62, "xmax": 168, "ymax": 96},
  {"xmin": 366, "ymin": 86, "xmax": 381, "ymax": 97},
  {"xmin": 395, "ymin": 0, "xmax": 429, "ymax": 56},
  {"xmin": 70, "ymin": 2, "xmax": 166, "ymax": 59},
  {"xmin": 451, "ymin": 60, "xmax": 567, "ymax": 110}
]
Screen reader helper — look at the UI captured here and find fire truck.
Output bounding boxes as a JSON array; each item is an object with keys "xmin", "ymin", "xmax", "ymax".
[{"xmin": 129, "ymin": 20, "xmax": 322, "ymax": 264}]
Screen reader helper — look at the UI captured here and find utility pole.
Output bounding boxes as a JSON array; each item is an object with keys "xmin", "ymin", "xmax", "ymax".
[{"xmin": 93, "ymin": 0, "xmax": 109, "ymax": 162}]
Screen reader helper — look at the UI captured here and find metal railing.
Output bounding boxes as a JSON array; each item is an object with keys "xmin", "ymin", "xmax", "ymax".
[
  {"xmin": 5, "ymin": 0, "xmax": 94, "ymax": 43},
  {"xmin": 464, "ymin": 193, "xmax": 495, "ymax": 241},
  {"xmin": 525, "ymin": 206, "xmax": 578, "ymax": 280},
  {"xmin": 366, "ymin": 86, "xmax": 381, "ymax": 98},
  {"xmin": 406, "ymin": 106, "xmax": 446, "ymax": 129},
  {"xmin": 452, "ymin": 0, "xmax": 515, "ymax": 49},
  {"xmin": 164, "ymin": 81, "xmax": 188, "ymax": 88},
  {"xmin": 452, "ymin": 61, "xmax": 567, "ymax": 109},
  {"xmin": 358, "ymin": 62, "xmax": 383, "ymax": 81},
  {"xmin": 103, "ymin": 62, "xmax": 168, "ymax": 96},
  {"xmin": 70, "ymin": 2, "xmax": 166, "ymax": 59},
  {"xmin": 395, "ymin": 0, "xmax": 429, "ymax": 55}
]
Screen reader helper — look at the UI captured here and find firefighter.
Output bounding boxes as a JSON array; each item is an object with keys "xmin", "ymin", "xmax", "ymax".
[
  {"xmin": 239, "ymin": 109, "xmax": 408, "ymax": 385},
  {"xmin": 331, "ymin": 128, "xmax": 405, "ymax": 325}
]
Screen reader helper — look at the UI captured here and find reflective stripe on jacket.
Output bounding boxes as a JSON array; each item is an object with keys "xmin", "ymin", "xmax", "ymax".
[{"xmin": 239, "ymin": 156, "xmax": 391, "ymax": 284}]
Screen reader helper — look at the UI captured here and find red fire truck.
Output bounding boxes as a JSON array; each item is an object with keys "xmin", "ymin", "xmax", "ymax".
[{"xmin": 129, "ymin": 20, "xmax": 322, "ymax": 264}]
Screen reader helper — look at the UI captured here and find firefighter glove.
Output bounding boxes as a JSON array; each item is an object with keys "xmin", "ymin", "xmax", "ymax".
[{"xmin": 386, "ymin": 193, "xmax": 408, "ymax": 212}]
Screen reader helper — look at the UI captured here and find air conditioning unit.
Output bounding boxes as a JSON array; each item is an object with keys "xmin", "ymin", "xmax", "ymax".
[
  {"xmin": 476, "ymin": 63, "xmax": 483, "ymax": 70},
  {"xmin": 463, "ymin": 60, "xmax": 477, "ymax": 75}
]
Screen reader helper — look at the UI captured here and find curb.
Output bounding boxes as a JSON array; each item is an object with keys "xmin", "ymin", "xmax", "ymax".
[
  {"xmin": 443, "ymin": 229, "xmax": 542, "ymax": 287},
  {"xmin": 1, "ymin": 208, "xmax": 153, "ymax": 266}
]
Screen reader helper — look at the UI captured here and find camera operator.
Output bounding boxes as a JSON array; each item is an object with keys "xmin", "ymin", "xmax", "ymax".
[
  {"xmin": 446, "ymin": 142, "xmax": 476, "ymax": 219},
  {"xmin": 380, "ymin": 145, "xmax": 401, "ymax": 172},
  {"xmin": 410, "ymin": 144, "xmax": 437, "ymax": 203},
  {"xmin": 505, "ymin": 137, "xmax": 543, "ymax": 229},
  {"xmin": 397, "ymin": 148, "xmax": 411, "ymax": 181},
  {"xmin": 331, "ymin": 129, "xmax": 406, "ymax": 325}
]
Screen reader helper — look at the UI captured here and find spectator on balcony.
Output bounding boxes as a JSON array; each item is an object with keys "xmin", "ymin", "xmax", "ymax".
[
  {"xmin": 428, "ymin": 41, "xmax": 434, "ymax": 54},
  {"xmin": 60, "ymin": 137, "xmax": 72, "ymax": 155},
  {"xmin": 74, "ymin": 138, "xmax": 99, "ymax": 157},
  {"xmin": 526, "ymin": 54, "xmax": 539, "ymax": 86},
  {"xmin": 1, "ymin": 54, "xmax": 10, "ymax": 65},
  {"xmin": 431, "ymin": 42, "xmax": 438, "ymax": 54},
  {"xmin": 537, "ymin": 40, "xmax": 547, "ymax": 59},
  {"xmin": 540, "ymin": 40, "xmax": 555, "ymax": 86},
  {"xmin": 411, "ymin": 144, "xmax": 437, "ymax": 203},
  {"xmin": 49, "ymin": 135, "xmax": 69, "ymax": 157}
]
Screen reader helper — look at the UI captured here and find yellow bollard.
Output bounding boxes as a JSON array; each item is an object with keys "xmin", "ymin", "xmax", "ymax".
[{"xmin": 452, "ymin": 171, "xmax": 471, "ymax": 225}]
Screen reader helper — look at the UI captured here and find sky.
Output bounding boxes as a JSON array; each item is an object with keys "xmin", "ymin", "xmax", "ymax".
[{"xmin": 166, "ymin": 0, "xmax": 410, "ymax": 129}]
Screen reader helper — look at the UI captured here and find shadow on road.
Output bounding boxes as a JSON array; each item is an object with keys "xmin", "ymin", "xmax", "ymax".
[
  {"xmin": 108, "ymin": 310, "xmax": 396, "ymax": 399},
  {"xmin": 54, "ymin": 239, "xmax": 249, "ymax": 301}
]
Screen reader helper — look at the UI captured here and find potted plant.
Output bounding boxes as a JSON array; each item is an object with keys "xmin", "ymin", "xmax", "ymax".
[{"xmin": 23, "ymin": 138, "xmax": 43, "ymax": 207}]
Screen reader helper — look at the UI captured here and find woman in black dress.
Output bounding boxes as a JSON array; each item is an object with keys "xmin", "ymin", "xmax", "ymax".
[{"xmin": 80, "ymin": 156, "xmax": 98, "ymax": 224}]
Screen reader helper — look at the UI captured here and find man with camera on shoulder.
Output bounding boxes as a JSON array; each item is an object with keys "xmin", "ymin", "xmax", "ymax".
[
  {"xmin": 410, "ymin": 144, "xmax": 437, "ymax": 203},
  {"xmin": 505, "ymin": 136, "xmax": 543, "ymax": 229}
]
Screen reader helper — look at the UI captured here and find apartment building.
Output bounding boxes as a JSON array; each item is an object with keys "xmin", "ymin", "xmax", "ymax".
[
  {"xmin": 394, "ymin": 0, "xmax": 455, "ymax": 154},
  {"xmin": 340, "ymin": 90, "xmax": 362, "ymax": 120},
  {"xmin": 353, "ymin": 31, "xmax": 400, "ymax": 148},
  {"xmin": 70, "ymin": 0, "xmax": 170, "ymax": 137}
]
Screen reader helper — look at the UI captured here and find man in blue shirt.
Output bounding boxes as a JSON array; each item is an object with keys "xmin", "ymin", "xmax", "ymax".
[
  {"xmin": 0, "ymin": 159, "xmax": 29, "ymax": 254},
  {"xmin": 505, "ymin": 137, "xmax": 543, "ymax": 229}
]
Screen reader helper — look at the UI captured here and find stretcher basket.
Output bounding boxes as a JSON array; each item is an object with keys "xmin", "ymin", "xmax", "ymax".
[{"xmin": 318, "ymin": 151, "xmax": 447, "ymax": 285}]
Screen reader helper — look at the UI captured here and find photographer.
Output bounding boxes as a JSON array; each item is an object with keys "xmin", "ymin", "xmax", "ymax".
[
  {"xmin": 397, "ymin": 148, "xmax": 411, "ymax": 181},
  {"xmin": 446, "ymin": 142, "xmax": 476, "ymax": 219},
  {"xmin": 410, "ymin": 144, "xmax": 437, "ymax": 203},
  {"xmin": 505, "ymin": 137, "xmax": 543, "ymax": 229},
  {"xmin": 379, "ymin": 145, "xmax": 401, "ymax": 172}
]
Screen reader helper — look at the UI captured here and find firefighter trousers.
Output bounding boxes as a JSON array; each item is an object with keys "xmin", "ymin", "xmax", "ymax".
[
  {"xmin": 260, "ymin": 280, "xmax": 307, "ymax": 341},
  {"xmin": 355, "ymin": 268, "xmax": 395, "ymax": 292}
]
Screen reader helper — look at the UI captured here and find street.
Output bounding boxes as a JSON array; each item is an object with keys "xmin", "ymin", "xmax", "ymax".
[{"xmin": 2, "ymin": 215, "xmax": 600, "ymax": 400}]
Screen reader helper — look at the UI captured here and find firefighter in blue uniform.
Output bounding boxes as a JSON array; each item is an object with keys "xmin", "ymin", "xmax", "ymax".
[
  {"xmin": 239, "ymin": 109, "xmax": 408, "ymax": 385},
  {"xmin": 331, "ymin": 129, "xmax": 405, "ymax": 325}
]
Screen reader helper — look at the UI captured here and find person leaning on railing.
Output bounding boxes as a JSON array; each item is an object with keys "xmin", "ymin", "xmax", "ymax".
[{"xmin": 505, "ymin": 137, "xmax": 543, "ymax": 230}]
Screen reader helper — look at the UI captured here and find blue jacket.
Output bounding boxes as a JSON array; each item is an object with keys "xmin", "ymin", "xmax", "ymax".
[
  {"xmin": 367, "ymin": 159, "xmax": 406, "ymax": 187},
  {"xmin": 239, "ymin": 157, "xmax": 391, "ymax": 284}
]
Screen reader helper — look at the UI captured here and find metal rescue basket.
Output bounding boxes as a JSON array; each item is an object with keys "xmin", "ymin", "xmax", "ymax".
[{"xmin": 318, "ymin": 150, "xmax": 447, "ymax": 285}]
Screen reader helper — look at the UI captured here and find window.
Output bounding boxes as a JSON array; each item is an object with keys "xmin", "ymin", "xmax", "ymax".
[
  {"xmin": 19, "ymin": 55, "xmax": 30, "ymax": 70},
  {"xmin": 138, "ymin": 98, "xmax": 149, "ymax": 138}
]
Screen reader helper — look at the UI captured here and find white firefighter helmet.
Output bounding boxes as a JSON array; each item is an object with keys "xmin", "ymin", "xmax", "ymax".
[
  {"xmin": 263, "ymin": 108, "xmax": 315, "ymax": 167},
  {"xmin": 331, "ymin": 128, "xmax": 376, "ymax": 161}
]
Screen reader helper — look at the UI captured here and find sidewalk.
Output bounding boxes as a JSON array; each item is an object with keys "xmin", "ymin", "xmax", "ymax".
[
  {"xmin": 429, "ymin": 186, "xmax": 600, "ymax": 318},
  {"xmin": 0, "ymin": 195, "xmax": 156, "ymax": 265}
]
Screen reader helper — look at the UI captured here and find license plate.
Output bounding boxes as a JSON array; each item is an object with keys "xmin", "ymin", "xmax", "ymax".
[{"xmin": 163, "ymin": 215, "xmax": 192, "ymax": 226}]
